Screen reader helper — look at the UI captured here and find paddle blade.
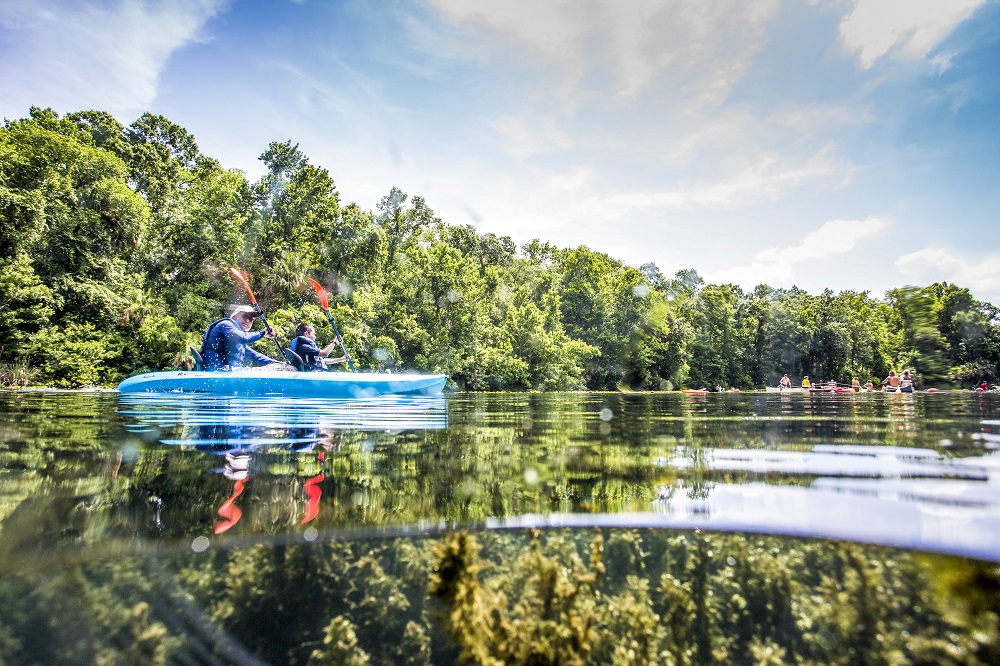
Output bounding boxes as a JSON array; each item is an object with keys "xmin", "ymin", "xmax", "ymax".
[
  {"xmin": 308, "ymin": 278, "xmax": 329, "ymax": 310},
  {"xmin": 229, "ymin": 267, "xmax": 258, "ymax": 305},
  {"xmin": 215, "ymin": 477, "xmax": 247, "ymax": 534},
  {"xmin": 301, "ymin": 473, "xmax": 324, "ymax": 524}
]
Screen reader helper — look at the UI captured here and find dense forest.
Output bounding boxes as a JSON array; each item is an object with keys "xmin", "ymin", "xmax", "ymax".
[{"xmin": 1, "ymin": 107, "xmax": 998, "ymax": 390}]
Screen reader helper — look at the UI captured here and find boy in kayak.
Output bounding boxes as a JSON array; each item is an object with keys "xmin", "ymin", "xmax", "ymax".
[
  {"xmin": 289, "ymin": 322, "xmax": 347, "ymax": 370},
  {"xmin": 201, "ymin": 305, "xmax": 277, "ymax": 370}
]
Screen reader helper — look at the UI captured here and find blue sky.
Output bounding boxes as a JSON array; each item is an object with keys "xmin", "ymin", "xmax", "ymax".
[{"xmin": 2, "ymin": 0, "xmax": 999, "ymax": 303}]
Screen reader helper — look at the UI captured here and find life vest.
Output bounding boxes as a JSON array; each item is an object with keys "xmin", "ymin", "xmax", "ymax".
[
  {"xmin": 289, "ymin": 336, "xmax": 321, "ymax": 369},
  {"xmin": 200, "ymin": 318, "xmax": 231, "ymax": 369}
]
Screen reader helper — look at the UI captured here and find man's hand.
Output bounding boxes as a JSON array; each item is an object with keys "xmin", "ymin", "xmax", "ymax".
[{"xmin": 263, "ymin": 325, "xmax": 276, "ymax": 339}]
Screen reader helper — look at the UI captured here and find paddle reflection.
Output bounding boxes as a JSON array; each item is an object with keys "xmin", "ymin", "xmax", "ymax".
[{"xmin": 116, "ymin": 393, "xmax": 446, "ymax": 534}]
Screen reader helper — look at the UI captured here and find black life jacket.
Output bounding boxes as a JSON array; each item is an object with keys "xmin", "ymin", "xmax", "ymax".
[{"xmin": 200, "ymin": 318, "xmax": 231, "ymax": 368}]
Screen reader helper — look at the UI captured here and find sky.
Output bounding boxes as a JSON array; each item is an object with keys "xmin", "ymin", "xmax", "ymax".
[{"xmin": 2, "ymin": 0, "xmax": 999, "ymax": 303}]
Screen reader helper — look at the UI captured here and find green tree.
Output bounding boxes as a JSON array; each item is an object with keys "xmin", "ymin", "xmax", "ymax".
[
  {"xmin": 0, "ymin": 254, "xmax": 54, "ymax": 360},
  {"xmin": 686, "ymin": 284, "xmax": 743, "ymax": 389},
  {"xmin": 0, "ymin": 108, "xmax": 149, "ymax": 324},
  {"xmin": 887, "ymin": 286, "xmax": 951, "ymax": 385}
]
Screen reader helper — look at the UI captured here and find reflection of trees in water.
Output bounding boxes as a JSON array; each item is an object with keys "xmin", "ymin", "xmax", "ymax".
[
  {"xmin": 1, "ymin": 529, "xmax": 997, "ymax": 665},
  {"xmin": 4, "ymin": 393, "xmax": 991, "ymax": 542}
]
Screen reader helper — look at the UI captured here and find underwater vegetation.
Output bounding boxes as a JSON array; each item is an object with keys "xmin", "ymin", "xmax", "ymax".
[{"xmin": 1, "ymin": 528, "xmax": 998, "ymax": 665}]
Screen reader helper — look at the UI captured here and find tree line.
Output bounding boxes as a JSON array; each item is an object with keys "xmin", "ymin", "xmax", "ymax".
[{"xmin": 1, "ymin": 106, "xmax": 998, "ymax": 389}]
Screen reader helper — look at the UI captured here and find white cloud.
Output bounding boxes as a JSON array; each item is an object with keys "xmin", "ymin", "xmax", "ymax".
[
  {"xmin": 490, "ymin": 115, "xmax": 573, "ymax": 158},
  {"xmin": 710, "ymin": 216, "xmax": 891, "ymax": 286},
  {"xmin": 896, "ymin": 247, "xmax": 1000, "ymax": 304},
  {"xmin": 839, "ymin": 0, "xmax": 985, "ymax": 69},
  {"xmin": 428, "ymin": 0, "xmax": 780, "ymax": 103},
  {"xmin": 597, "ymin": 144, "xmax": 849, "ymax": 213},
  {"xmin": 0, "ymin": 0, "xmax": 227, "ymax": 117}
]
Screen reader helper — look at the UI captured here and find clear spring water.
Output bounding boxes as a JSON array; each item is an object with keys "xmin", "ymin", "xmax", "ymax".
[{"xmin": 1, "ymin": 389, "xmax": 998, "ymax": 663}]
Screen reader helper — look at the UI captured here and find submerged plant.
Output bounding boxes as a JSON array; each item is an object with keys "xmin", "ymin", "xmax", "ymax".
[{"xmin": 0, "ymin": 530, "xmax": 997, "ymax": 664}]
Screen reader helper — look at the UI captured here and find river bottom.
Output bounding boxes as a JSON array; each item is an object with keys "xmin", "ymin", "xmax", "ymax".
[{"xmin": 1, "ymin": 528, "xmax": 998, "ymax": 665}]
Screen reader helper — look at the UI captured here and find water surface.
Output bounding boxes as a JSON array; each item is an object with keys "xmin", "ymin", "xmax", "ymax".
[
  {"xmin": 2, "ymin": 390, "xmax": 999, "ymax": 561},
  {"xmin": 1, "ymin": 389, "xmax": 999, "ymax": 664}
]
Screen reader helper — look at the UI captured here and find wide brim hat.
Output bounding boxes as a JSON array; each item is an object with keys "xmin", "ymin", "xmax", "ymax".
[{"xmin": 231, "ymin": 305, "xmax": 258, "ymax": 318}]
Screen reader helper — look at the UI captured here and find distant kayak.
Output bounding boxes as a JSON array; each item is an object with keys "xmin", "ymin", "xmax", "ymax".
[{"xmin": 117, "ymin": 369, "xmax": 447, "ymax": 397}]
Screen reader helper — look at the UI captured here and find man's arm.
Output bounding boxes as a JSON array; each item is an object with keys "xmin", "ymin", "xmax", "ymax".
[
  {"xmin": 220, "ymin": 320, "xmax": 266, "ymax": 345},
  {"xmin": 244, "ymin": 346, "xmax": 276, "ymax": 366}
]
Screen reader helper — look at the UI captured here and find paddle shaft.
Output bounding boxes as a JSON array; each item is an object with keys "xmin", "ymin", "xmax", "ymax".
[
  {"xmin": 322, "ymin": 308, "xmax": 356, "ymax": 372},
  {"xmin": 254, "ymin": 309, "xmax": 287, "ymax": 361},
  {"xmin": 229, "ymin": 267, "xmax": 286, "ymax": 361},
  {"xmin": 308, "ymin": 278, "xmax": 356, "ymax": 372}
]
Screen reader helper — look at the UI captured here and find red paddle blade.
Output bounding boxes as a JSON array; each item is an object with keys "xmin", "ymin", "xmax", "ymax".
[
  {"xmin": 308, "ymin": 278, "xmax": 329, "ymax": 310},
  {"xmin": 301, "ymin": 473, "xmax": 324, "ymax": 524},
  {"xmin": 229, "ymin": 267, "xmax": 258, "ymax": 305},
  {"xmin": 215, "ymin": 477, "xmax": 247, "ymax": 534}
]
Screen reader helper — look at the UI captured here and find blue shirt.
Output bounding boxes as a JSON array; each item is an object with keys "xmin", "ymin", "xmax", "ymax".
[{"xmin": 202, "ymin": 318, "xmax": 276, "ymax": 370}]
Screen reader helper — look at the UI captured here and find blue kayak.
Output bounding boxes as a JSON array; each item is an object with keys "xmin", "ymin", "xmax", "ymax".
[{"xmin": 117, "ymin": 369, "xmax": 447, "ymax": 397}]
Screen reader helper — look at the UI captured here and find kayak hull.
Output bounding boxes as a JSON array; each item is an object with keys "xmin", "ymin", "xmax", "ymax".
[{"xmin": 117, "ymin": 369, "xmax": 447, "ymax": 397}]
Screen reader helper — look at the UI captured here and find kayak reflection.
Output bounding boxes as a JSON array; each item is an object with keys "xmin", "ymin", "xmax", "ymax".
[
  {"xmin": 117, "ymin": 393, "xmax": 447, "ymax": 434},
  {"xmin": 116, "ymin": 393, "xmax": 446, "ymax": 533}
]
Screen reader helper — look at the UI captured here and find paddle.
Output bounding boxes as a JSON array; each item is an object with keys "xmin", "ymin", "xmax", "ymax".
[
  {"xmin": 308, "ymin": 278, "xmax": 356, "ymax": 372},
  {"xmin": 229, "ymin": 266, "xmax": 286, "ymax": 361},
  {"xmin": 301, "ymin": 451, "xmax": 325, "ymax": 525},
  {"xmin": 214, "ymin": 477, "xmax": 246, "ymax": 534}
]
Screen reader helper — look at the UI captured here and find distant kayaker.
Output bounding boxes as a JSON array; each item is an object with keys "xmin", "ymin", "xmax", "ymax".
[
  {"xmin": 200, "ymin": 305, "xmax": 277, "ymax": 370},
  {"xmin": 899, "ymin": 370, "xmax": 914, "ymax": 393},
  {"xmin": 852, "ymin": 377, "xmax": 861, "ymax": 392},
  {"xmin": 882, "ymin": 370, "xmax": 901, "ymax": 391},
  {"xmin": 864, "ymin": 379, "xmax": 875, "ymax": 392},
  {"xmin": 778, "ymin": 374, "xmax": 792, "ymax": 389},
  {"xmin": 801, "ymin": 375, "xmax": 811, "ymax": 388},
  {"xmin": 289, "ymin": 322, "xmax": 347, "ymax": 370}
]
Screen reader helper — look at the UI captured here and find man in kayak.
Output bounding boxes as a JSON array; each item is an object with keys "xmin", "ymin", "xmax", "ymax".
[
  {"xmin": 288, "ymin": 322, "xmax": 346, "ymax": 370},
  {"xmin": 201, "ymin": 305, "xmax": 278, "ymax": 370},
  {"xmin": 778, "ymin": 374, "xmax": 792, "ymax": 389},
  {"xmin": 882, "ymin": 370, "xmax": 901, "ymax": 392}
]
